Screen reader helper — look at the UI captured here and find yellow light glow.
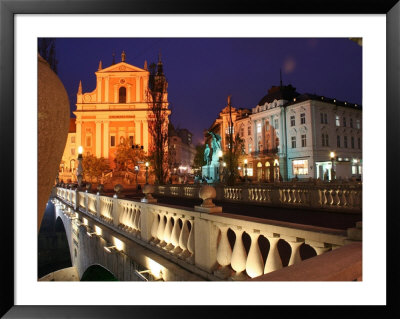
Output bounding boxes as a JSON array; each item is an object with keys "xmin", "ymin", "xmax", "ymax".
[
  {"xmin": 218, "ymin": 150, "xmax": 223, "ymax": 157},
  {"xmin": 244, "ymin": 159, "xmax": 248, "ymax": 164},
  {"xmin": 95, "ymin": 225, "xmax": 102, "ymax": 236},
  {"xmin": 83, "ymin": 218, "xmax": 88, "ymax": 226},
  {"xmin": 148, "ymin": 258, "xmax": 163, "ymax": 279},
  {"xmin": 330, "ymin": 152, "xmax": 335, "ymax": 159},
  {"xmin": 78, "ymin": 146, "xmax": 83, "ymax": 154},
  {"xmin": 113, "ymin": 237, "xmax": 124, "ymax": 251},
  {"xmin": 223, "ymin": 162, "xmax": 226, "ymax": 167},
  {"xmin": 145, "ymin": 162, "xmax": 149, "ymax": 167}
]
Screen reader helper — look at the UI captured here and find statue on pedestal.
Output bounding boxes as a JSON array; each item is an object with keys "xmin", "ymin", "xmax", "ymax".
[{"xmin": 204, "ymin": 144, "xmax": 211, "ymax": 166}]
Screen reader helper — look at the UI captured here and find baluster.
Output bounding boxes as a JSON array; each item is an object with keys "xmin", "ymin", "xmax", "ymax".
[
  {"xmin": 245, "ymin": 231, "xmax": 264, "ymax": 278},
  {"xmin": 186, "ymin": 219, "xmax": 195, "ymax": 264},
  {"xmin": 332, "ymin": 189, "xmax": 340, "ymax": 206},
  {"xmin": 309, "ymin": 244, "xmax": 330, "ymax": 256},
  {"xmin": 178, "ymin": 217, "xmax": 190, "ymax": 259},
  {"xmin": 341, "ymin": 189, "xmax": 348, "ymax": 207},
  {"xmin": 157, "ymin": 212, "xmax": 166, "ymax": 245},
  {"xmin": 230, "ymin": 228, "xmax": 247, "ymax": 280},
  {"xmin": 264, "ymin": 236, "xmax": 283, "ymax": 274},
  {"xmin": 214, "ymin": 225, "xmax": 232, "ymax": 279},
  {"xmin": 170, "ymin": 215, "xmax": 181, "ymax": 254},
  {"xmin": 150, "ymin": 211, "xmax": 160, "ymax": 244},
  {"xmin": 163, "ymin": 214, "xmax": 174, "ymax": 250},
  {"xmin": 288, "ymin": 240, "xmax": 303, "ymax": 266}
]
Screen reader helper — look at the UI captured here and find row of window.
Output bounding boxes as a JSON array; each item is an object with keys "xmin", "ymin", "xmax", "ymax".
[
  {"xmin": 80, "ymin": 135, "xmax": 135, "ymax": 149},
  {"xmin": 289, "ymin": 134, "xmax": 362, "ymax": 149},
  {"xmin": 290, "ymin": 113, "xmax": 306, "ymax": 127},
  {"xmin": 291, "ymin": 134, "xmax": 307, "ymax": 148},
  {"xmin": 320, "ymin": 134, "xmax": 361, "ymax": 149},
  {"xmin": 320, "ymin": 112, "xmax": 361, "ymax": 129},
  {"xmin": 337, "ymin": 135, "xmax": 361, "ymax": 149}
]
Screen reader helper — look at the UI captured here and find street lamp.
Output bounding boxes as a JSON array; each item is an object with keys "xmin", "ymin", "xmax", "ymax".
[
  {"xmin": 145, "ymin": 161, "xmax": 149, "ymax": 184},
  {"xmin": 330, "ymin": 151, "xmax": 336, "ymax": 181},
  {"xmin": 76, "ymin": 146, "xmax": 83, "ymax": 188},
  {"xmin": 244, "ymin": 158, "xmax": 248, "ymax": 183}
]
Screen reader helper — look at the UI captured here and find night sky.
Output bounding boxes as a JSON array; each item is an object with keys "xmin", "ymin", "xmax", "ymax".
[{"xmin": 52, "ymin": 38, "xmax": 362, "ymax": 145}]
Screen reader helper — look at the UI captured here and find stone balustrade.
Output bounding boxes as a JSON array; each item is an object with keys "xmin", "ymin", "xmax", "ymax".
[
  {"xmin": 153, "ymin": 182, "xmax": 362, "ymax": 213},
  {"xmin": 55, "ymin": 186, "xmax": 357, "ymax": 281}
]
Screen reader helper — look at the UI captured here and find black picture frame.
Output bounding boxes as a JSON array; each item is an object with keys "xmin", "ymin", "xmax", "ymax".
[{"xmin": 1, "ymin": 0, "xmax": 398, "ymax": 317}]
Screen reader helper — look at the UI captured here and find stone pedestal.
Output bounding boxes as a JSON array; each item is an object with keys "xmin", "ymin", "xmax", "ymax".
[{"xmin": 202, "ymin": 164, "xmax": 219, "ymax": 183}]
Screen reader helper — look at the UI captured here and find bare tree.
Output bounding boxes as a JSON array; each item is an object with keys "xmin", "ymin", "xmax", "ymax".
[{"xmin": 147, "ymin": 58, "xmax": 170, "ymax": 184}]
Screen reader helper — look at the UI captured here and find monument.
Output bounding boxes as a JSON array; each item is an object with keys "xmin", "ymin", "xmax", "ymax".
[{"xmin": 202, "ymin": 131, "xmax": 222, "ymax": 183}]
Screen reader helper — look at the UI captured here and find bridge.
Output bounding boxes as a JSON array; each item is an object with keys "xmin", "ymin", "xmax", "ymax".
[{"xmin": 50, "ymin": 183, "xmax": 362, "ymax": 281}]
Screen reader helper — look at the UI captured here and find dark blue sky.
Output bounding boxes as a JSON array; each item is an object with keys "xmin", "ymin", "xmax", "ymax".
[{"xmin": 53, "ymin": 38, "xmax": 362, "ymax": 145}]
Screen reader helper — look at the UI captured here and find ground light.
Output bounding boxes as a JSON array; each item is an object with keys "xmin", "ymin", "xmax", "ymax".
[{"xmin": 104, "ymin": 245, "xmax": 117, "ymax": 253}]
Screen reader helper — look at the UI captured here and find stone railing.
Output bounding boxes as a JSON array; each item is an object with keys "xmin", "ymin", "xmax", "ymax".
[
  {"xmin": 55, "ymin": 186, "xmax": 359, "ymax": 281},
  {"xmin": 153, "ymin": 181, "xmax": 362, "ymax": 213}
]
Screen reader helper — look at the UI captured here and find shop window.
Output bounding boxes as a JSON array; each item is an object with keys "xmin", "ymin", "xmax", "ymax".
[{"xmin": 293, "ymin": 160, "xmax": 309, "ymax": 175}]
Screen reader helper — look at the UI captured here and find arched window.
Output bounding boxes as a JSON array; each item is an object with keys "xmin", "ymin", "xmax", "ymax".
[{"xmin": 119, "ymin": 87, "xmax": 126, "ymax": 103}]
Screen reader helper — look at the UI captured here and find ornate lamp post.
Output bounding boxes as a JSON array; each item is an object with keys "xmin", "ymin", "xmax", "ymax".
[
  {"xmin": 145, "ymin": 161, "xmax": 149, "ymax": 184},
  {"xmin": 222, "ymin": 161, "xmax": 227, "ymax": 183},
  {"xmin": 330, "ymin": 151, "xmax": 336, "ymax": 181},
  {"xmin": 244, "ymin": 158, "xmax": 248, "ymax": 183},
  {"xmin": 76, "ymin": 146, "xmax": 84, "ymax": 188}
]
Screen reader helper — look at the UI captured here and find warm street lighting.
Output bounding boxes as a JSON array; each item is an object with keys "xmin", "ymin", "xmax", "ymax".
[
  {"xmin": 223, "ymin": 162, "xmax": 226, "ymax": 167},
  {"xmin": 104, "ymin": 245, "xmax": 116, "ymax": 253},
  {"xmin": 244, "ymin": 159, "xmax": 248, "ymax": 183},
  {"xmin": 145, "ymin": 162, "xmax": 149, "ymax": 184},
  {"xmin": 218, "ymin": 150, "xmax": 223, "ymax": 158},
  {"xmin": 77, "ymin": 146, "xmax": 84, "ymax": 188},
  {"xmin": 330, "ymin": 151, "xmax": 336, "ymax": 181}
]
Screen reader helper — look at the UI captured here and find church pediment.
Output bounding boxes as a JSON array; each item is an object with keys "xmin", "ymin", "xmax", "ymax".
[{"xmin": 97, "ymin": 62, "xmax": 147, "ymax": 73}]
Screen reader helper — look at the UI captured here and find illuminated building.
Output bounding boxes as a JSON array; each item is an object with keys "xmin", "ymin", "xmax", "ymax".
[{"xmin": 207, "ymin": 84, "xmax": 362, "ymax": 181}]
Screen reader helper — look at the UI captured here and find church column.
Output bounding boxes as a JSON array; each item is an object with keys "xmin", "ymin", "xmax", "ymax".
[
  {"xmin": 103, "ymin": 120, "xmax": 109, "ymax": 158},
  {"xmin": 136, "ymin": 77, "xmax": 140, "ymax": 102},
  {"xmin": 97, "ymin": 77, "xmax": 102, "ymax": 102},
  {"xmin": 105, "ymin": 76, "xmax": 109, "ymax": 102},
  {"xmin": 76, "ymin": 119, "xmax": 82, "ymax": 148},
  {"xmin": 96, "ymin": 120, "xmax": 102, "ymax": 158},
  {"xmin": 135, "ymin": 120, "xmax": 141, "ymax": 146},
  {"xmin": 114, "ymin": 85, "xmax": 118, "ymax": 103},
  {"xmin": 127, "ymin": 84, "xmax": 131, "ymax": 103},
  {"xmin": 143, "ymin": 120, "xmax": 149, "ymax": 153}
]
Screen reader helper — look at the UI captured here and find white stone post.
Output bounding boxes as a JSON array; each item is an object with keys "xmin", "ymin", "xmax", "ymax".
[
  {"xmin": 194, "ymin": 217, "xmax": 218, "ymax": 273},
  {"xmin": 245, "ymin": 230, "xmax": 264, "ymax": 278},
  {"xmin": 139, "ymin": 204, "xmax": 154, "ymax": 242},
  {"xmin": 230, "ymin": 227, "xmax": 247, "ymax": 280},
  {"xmin": 111, "ymin": 197, "xmax": 120, "ymax": 227},
  {"xmin": 264, "ymin": 236, "xmax": 283, "ymax": 274}
]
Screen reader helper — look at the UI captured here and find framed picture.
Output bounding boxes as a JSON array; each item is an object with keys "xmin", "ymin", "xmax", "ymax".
[{"xmin": 1, "ymin": 0, "xmax": 398, "ymax": 317}]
